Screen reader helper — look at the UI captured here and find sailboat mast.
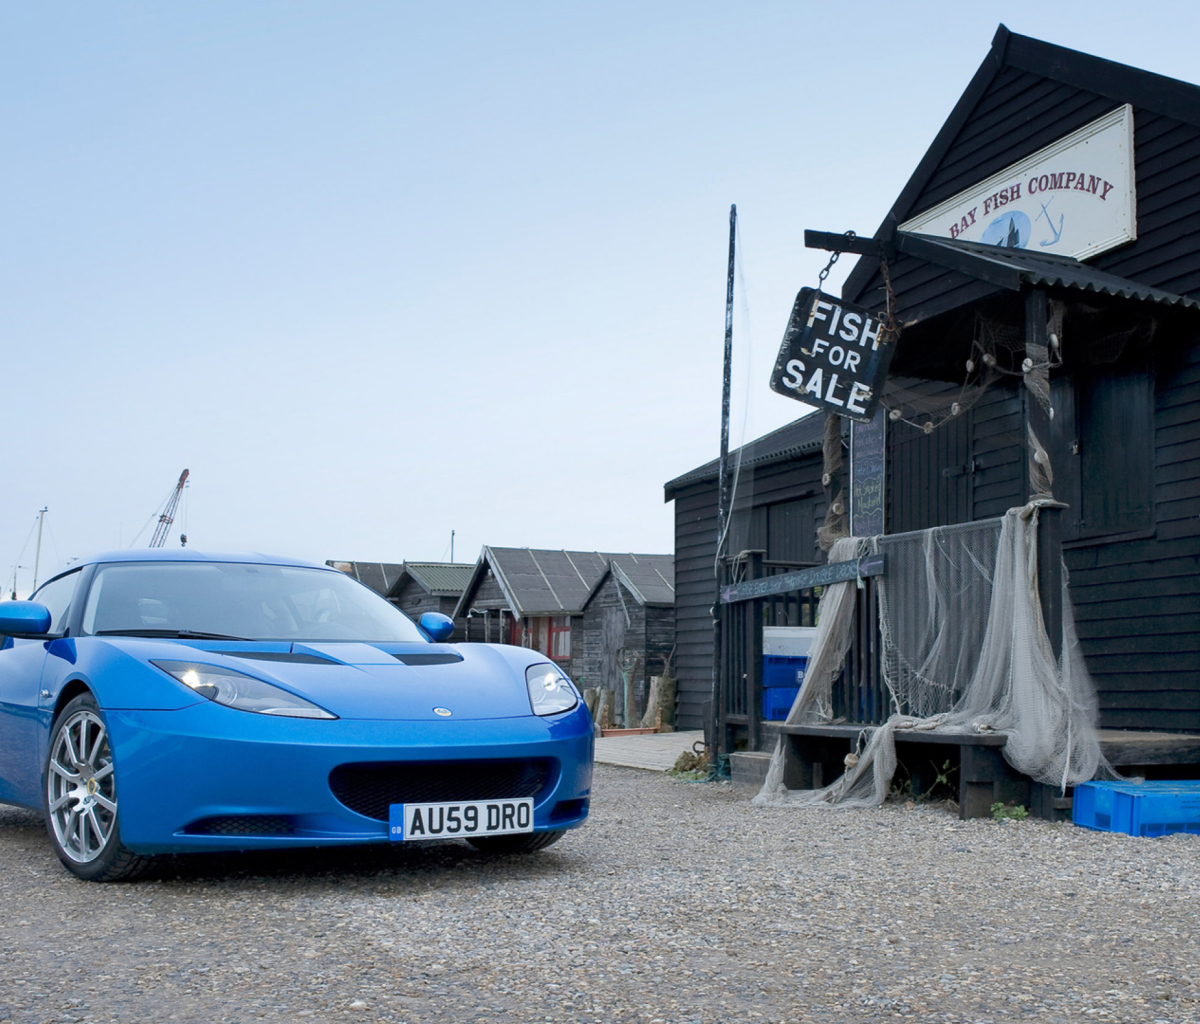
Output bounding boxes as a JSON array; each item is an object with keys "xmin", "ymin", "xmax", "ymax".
[{"xmin": 32, "ymin": 507, "xmax": 47, "ymax": 591}]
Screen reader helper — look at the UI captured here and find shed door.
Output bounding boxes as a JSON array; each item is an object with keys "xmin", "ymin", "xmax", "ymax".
[
  {"xmin": 1079, "ymin": 369, "xmax": 1154, "ymax": 537},
  {"xmin": 600, "ymin": 606, "xmax": 626, "ymax": 695},
  {"xmin": 1049, "ymin": 367, "xmax": 1154, "ymax": 541}
]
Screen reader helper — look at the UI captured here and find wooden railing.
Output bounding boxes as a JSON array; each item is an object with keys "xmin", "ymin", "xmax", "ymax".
[
  {"xmin": 716, "ymin": 551, "xmax": 886, "ymax": 755},
  {"xmin": 830, "ymin": 576, "xmax": 888, "ymax": 726},
  {"xmin": 714, "ymin": 512, "xmax": 1038, "ymax": 756}
]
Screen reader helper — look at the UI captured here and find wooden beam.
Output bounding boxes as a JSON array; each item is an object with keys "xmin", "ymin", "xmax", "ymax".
[
  {"xmin": 803, "ymin": 230, "xmax": 882, "ymax": 256},
  {"xmin": 720, "ymin": 553, "xmax": 885, "ymax": 604}
]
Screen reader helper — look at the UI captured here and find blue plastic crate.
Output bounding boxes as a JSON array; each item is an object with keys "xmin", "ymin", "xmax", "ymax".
[
  {"xmin": 1073, "ymin": 779, "xmax": 1200, "ymax": 837},
  {"xmin": 764, "ymin": 655, "xmax": 808, "ymax": 690},
  {"xmin": 762, "ymin": 685, "xmax": 799, "ymax": 721}
]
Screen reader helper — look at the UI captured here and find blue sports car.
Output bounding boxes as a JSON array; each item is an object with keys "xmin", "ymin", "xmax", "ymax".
[{"xmin": 0, "ymin": 550, "xmax": 593, "ymax": 881}]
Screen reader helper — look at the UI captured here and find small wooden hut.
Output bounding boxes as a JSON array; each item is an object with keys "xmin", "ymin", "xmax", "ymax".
[
  {"xmin": 384, "ymin": 562, "xmax": 474, "ymax": 640},
  {"xmin": 453, "ymin": 548, "xmax": 674, "ymax": 695}
]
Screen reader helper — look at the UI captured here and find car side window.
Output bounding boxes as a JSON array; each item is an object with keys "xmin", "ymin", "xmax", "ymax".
[{"xmin": 31, "ymin": 570, "xmax": 81, "ymax": 636}]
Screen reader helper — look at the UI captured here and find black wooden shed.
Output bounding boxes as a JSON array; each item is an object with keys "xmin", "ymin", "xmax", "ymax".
[
  {"xmin": 663, "ymin": 414, "xmax": 834, "ymax": 730},
  {"xmin": 670, "ymin": 25, "xmax": 1200, "ymax": 808},
  {"xmin": 576, "ymin": 556, "xmax": 676, "ymax": 720},
  {"xmin": 833, "ymin": 25, "xmax": 1200, "ymax": 736}
]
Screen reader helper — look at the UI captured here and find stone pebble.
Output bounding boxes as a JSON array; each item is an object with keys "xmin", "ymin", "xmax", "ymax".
[{"xmin": 0, "ymin": 765, "xmax": 1195, "ymax": 1023}]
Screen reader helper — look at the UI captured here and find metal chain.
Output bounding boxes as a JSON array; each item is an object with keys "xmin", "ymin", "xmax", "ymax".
[
  {"xmin": 816, "ymin": 230, "xmax": 856, "ymax": 292},
  {"xmin": 879, "ymin": 252, "xmax": 898, "ymax": 339}
]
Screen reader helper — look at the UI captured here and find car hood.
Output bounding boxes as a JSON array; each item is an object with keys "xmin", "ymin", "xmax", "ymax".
[{"xmin": 96, "ymin": 639, "xmax": 546, "ymax": 721}]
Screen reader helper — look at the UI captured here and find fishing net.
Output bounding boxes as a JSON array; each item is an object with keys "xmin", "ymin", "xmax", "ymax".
[
  {"xmin": 877, "ymin": 301, "xmax": 1065, "ymax": 434},
  {"xmin": 754, "ymin": 500, "xmax": 1111, "ymax": 809}
]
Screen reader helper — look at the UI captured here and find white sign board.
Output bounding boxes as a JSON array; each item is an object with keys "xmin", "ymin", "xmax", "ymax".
[{"xmin": 899, "ymin": 104, "xmax": 1136, "ymax": 261}]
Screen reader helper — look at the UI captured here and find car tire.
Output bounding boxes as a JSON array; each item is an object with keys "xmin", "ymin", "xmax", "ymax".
[
  {"xmin": 44, "ymin": 693, "xmax": 153, "ymax": 882},
  {"xmin": 467, "ymin": 829, "xmax": 566, "ymax": 854}
]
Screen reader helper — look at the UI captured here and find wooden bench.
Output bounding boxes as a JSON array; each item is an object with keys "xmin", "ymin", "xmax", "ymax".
[
  {"xmin": 766, "ymin": 722, "xmax": 1026, "ymax": 819},
  {"xmin": 756, "ymin": 724, "xmax": 1200, "ymax": 820},
  {"xmin": 1097, "ymin": 730, "xmax": 1200, "ymax": 768}
]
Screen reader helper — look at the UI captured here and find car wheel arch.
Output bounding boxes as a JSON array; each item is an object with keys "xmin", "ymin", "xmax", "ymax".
[{"xmin": 53, "ymin": 679, "xmax": 93, "ymax": 720}]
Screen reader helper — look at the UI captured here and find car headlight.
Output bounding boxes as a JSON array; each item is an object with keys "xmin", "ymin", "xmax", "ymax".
[
  {"xmin": 525, "ymin": 663, "xmax": 578, "ymax": 716},
  {"xmin": 151, "ymin": 660, "xmax": 338, "ymax": 719}
]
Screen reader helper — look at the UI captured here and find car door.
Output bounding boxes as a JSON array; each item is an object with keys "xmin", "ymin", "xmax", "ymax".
[{"xmin": 0, "ymin": 570, "xmax": 80, "ymax": 808}]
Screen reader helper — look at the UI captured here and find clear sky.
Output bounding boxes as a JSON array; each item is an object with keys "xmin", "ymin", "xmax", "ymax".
[{"xmin": 3, "ymin": 1, "xmax": 1197, "ymax": 594}]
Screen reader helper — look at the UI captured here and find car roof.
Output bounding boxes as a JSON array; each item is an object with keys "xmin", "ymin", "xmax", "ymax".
[{"xmin": 72, "ymin": 549, "xmax": 330, "ymax": 571}]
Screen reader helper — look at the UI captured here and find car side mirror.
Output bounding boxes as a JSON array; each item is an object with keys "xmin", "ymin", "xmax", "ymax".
[
  {"xmin": 418, "ymin": 612, "xmax": 455, "ymax": 643},
  {"xmin": 0, "ymin": 601, "xmax": 52, "ymax": 636}
]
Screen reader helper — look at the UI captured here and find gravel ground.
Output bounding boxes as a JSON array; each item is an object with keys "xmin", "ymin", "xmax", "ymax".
[{"xmin": 0, "ymin": 764, "xmax": 1198, "ymax": 1024}]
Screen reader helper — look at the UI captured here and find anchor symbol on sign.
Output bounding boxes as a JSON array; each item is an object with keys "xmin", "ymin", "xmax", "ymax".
[{"xmin": 1036, "ymin": 197, "xmax": 1064, "ymax": 247}]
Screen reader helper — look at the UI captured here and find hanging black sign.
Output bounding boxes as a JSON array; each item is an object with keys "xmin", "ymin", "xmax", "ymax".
[{"xmin": 769, "ymin": 287, "xmax": 897, "ymax": 423}]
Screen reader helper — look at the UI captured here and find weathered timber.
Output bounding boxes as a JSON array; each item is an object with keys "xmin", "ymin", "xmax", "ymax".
[
  {"xmin": 720, "ymin": 553, "xmax": 885, "ymax": 604},
  {"xmin": 1097, "ymin": 729, "xmax": 1200, "ymax": 765}
]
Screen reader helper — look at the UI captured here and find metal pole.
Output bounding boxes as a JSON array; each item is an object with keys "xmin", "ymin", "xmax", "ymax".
[
  {"xmin": 711, "ymin": 205, "xmax": 737, "ymax": 757},
  {"xmin": 32, "ymin": 508, "xmax": 47, "ymax": 592},
  {"xmin": 450, "ymin": 530, "xmax": 455, "ymax": 563},
  {"xmin": 718, "ymin": 204, "xmax": 736, "ymax": 552}
]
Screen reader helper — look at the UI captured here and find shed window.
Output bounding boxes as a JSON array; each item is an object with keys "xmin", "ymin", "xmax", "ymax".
[
  {"xmin": 550, "ymin": 616, "xmax": 572, "ymax": 659},
  {"xmin": 727, "ymin": 499, "xmax": 816, "ymax": 564},
  {"xmin": 767, "ymin": 499, "xmax": 816, "ymax": 564}
]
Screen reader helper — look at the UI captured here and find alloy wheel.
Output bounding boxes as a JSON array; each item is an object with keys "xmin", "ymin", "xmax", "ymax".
[{"xmin": 47, "ymin": 709, "xmax": 117, "ymax": 863}]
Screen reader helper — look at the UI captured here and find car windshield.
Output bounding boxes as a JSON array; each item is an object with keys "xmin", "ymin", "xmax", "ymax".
[{"xmin": 80, "ymin": 562, "xmax": 426, "ymax": 643}]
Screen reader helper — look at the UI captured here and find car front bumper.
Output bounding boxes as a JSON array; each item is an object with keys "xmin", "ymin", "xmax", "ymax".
[{"xmin": 105, "ymin": 701, "xmax": 593, "ymax": 854}]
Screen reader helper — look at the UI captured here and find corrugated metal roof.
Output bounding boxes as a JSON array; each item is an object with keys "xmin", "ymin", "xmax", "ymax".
[
  {"xmin": 455, "ymin": 548, "xmax": 674, "ymax": 618},
  {"xmin": 904, "ymin": 234, "xmax": 1200, "ymax": 311},
  {"xmin": 324, "ymin": 561, "xmax": 406, "ymax": 596},
  {"xmin": 609, "ymin": 554, "xmax": 675, "ymax": 607},
  {"xmin": 399, "ymin": 562, "xmax": 475, "ymax": 596},
  {"xmin": 663, "ymin": 412, "xmax": 832, "ymax": 501}
]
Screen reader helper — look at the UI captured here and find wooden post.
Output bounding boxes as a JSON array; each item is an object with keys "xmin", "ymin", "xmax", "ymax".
[
  {"xmin": 1025, "ymin": 288, "xmax": 1064, "ymax": 662},
  {"xmin": 1038, "ymin": 506, "xmax": 1064, "ymax": 662},
  {"xmin": 1025, "ymin": 289, "xmax": 1052, "ymax": 498},
  {"xmin": 746, "ymin": 551, "xmax": 765, "ymax": 752}
]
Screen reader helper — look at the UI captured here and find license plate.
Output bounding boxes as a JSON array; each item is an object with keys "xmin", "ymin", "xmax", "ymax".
[{"xmin": 388, "ymin": 798, "xmax": 534, "ymax": 842}]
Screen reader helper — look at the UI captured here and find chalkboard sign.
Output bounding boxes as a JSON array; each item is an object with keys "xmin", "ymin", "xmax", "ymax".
[
  {"xmin": 851, "ymin": 411, "xmax": 886, "ymax": 537},
  {"xmin": 770, "ymin": 288, "xmax": 897, "ymax": 423}
]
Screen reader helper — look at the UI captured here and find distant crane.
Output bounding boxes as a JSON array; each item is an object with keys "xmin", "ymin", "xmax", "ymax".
[{"xmin": 149, "ymin": 470, "xmax": 189, "ymax": 548}]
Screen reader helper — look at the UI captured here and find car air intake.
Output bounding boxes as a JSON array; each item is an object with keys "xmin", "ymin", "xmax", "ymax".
[
  {"xmin": 225, "ymin": 651, "xmax": 338, "ymax": 665},
  {"xmin": 182, "ymin": 815, "xmax": 296, "ymax": 836},
  {"xmin": 328, "ymin": 759, "xmax": 556, "ymax": 822},
  {"xmin": 388, "ymin": 652, "xmax": 464, "ymax": 665}
]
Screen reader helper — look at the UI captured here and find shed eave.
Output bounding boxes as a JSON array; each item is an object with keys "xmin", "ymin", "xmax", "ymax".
[{"xmin": 663, "ymin": 431, "xmax": 830, "ymax": 502}]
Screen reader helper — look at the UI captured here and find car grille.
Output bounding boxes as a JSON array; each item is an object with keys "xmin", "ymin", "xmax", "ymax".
[
  {"xmin": 182, "ymin": 815, "xmax": 295, "ymax": 836},
  {"xmin": 329, "ymin": 759, "xmax": 556, "ymax": 821}
]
